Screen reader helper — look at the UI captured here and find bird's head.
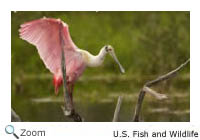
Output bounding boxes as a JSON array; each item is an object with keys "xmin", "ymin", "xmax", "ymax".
[{"xmin": 104, "ymin": 45, "xmax": 125, "ymax": 74}]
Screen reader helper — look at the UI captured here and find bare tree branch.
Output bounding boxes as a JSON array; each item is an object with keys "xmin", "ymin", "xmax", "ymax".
[
  {"xmin": 113, "ymin": 96, "xmax": 123, "ymax": 122},
  {"xmin": 59, "ymin": 24, "xmax": 82, "ymax": 122},
  {"xmin": 11, "ymin": 108, "xmax": 21, "ymax": 122},
  {"xmin": 146, "ymin": 59, "xmax": 190, "ymax": 87},
  {"xmin": 133, "ymin": 58, "xmax": 190, "ymax": 122},
  {"xmin": 143, "ymin": 86, "xmax": 168, "ymax": 100}
]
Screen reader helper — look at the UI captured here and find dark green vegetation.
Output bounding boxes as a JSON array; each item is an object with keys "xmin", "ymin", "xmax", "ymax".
[{"xmin": 11, "ymin": 11, "xmax": 190, "ymax": 122}]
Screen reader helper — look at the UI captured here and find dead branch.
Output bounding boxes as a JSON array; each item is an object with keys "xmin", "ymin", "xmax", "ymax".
[
  {"xmin": 133, "ymin": 58, "xmax": 190, "ymax": 122},
  {"xmin": 113, "ymin": 96, "xmax": 123, "ymax": 122},
  {"xmin": 145, "ymin": 59, "xmax": 190, "ymax": 87},
  {"xmin": 11, "ymin": 108, "xmax": 21, "ymax": 122},
  {"xmin": 143, "ymin": 86, "xmax": 168, "ymax": 100},
  {"xmin": 59, "ymin": 24, "xmax": 82, "ymax": 122}
]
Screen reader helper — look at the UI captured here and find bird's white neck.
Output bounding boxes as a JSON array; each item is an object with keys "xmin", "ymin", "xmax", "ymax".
[{"xmin": 79, "ymin": 47, "xmax": 107, "ymax": 67}]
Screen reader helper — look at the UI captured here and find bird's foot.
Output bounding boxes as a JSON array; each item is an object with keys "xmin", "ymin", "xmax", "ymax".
[{"xmin": 61, "ymin": 106, "xmax": 72, "ymax": 116}]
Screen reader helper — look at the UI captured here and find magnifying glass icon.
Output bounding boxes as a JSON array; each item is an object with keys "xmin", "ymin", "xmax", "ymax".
[{"xmin": 5, "ymin": 125, "xmax": 19, "ymax": 139}]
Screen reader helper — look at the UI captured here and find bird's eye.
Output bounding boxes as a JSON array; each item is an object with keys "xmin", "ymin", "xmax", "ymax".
[{"xmin": 105, "ymin": 46, "xmax": 108, "ymax": 52}]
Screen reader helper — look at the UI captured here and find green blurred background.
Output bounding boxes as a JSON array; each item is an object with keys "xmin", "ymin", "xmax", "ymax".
[{"xmin": 11, "ymin": 11, "xmax": 190, "ymax": 122}]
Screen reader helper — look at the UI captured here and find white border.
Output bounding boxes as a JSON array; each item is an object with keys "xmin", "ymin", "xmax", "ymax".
[{"xmin": 1, "ymin": 0, "xmax": 199, "ymax": 139}]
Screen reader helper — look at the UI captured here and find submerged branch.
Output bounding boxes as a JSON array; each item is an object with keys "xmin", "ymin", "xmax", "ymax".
[{"xmin": 132, "ymin": 58, "xmax": 190, "ymax": 122}]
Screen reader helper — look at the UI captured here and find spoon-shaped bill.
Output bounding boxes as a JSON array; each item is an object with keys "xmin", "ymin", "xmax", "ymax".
[{"xmin": 109, "ymin": 50, "xmax": 125, "ymax": 74}]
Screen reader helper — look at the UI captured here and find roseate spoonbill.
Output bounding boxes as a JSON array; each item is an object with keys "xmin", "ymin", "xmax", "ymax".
[{"xmin": 19, "ymin": 17, "xmax": 125, "ymax": 105}]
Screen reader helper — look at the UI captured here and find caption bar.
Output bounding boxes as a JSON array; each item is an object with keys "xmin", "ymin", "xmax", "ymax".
[{"xmin": 113, "ymin": 130, "xmax": 199, "ymax": 139}]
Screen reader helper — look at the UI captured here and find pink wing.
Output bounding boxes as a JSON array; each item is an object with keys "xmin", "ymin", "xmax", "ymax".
[{"xmin": 19, "ymin": 17, "xmax": 79, "ymax": 74}]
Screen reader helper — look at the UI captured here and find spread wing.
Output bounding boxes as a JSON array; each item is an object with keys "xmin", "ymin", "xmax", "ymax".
[{"xmin": 19, "ymin": 17, "xmax": 78, "ymax": 74}]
